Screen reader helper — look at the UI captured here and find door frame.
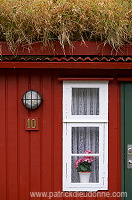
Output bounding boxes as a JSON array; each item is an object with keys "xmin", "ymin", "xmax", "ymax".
[{"xmin": 121, "ymin": 82, "xmax": 125, "ymax": 200}]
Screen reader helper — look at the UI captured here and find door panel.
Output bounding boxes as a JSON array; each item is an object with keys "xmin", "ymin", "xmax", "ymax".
[{"xmin": 122, "ymin": 82, "xmax": 132, "ymax": 200}]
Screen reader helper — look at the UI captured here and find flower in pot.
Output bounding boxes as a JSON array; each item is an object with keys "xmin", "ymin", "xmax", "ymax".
[{"xmin": 74, "ymin": 150, "xmax": 94, "ymax": 183}]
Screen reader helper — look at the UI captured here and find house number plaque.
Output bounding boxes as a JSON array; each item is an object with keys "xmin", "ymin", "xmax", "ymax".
[{"xmin": 25, "ymin": 117, "xmax": 39, "ymax": 131}]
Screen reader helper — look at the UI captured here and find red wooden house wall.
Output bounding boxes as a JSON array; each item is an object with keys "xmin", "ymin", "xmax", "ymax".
[
  {"xmin": 1, "ymin": 41, "xmax": 132, "ymax": 200},
  {"xmin": 0, "ymin": 67, "xmax": 122, "ymax": 200}
]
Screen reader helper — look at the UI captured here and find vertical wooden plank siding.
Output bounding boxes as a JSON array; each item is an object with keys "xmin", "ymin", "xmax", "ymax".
[
  {"xmin": 41, "ymin": 69, "xmax": 53, "ymax": 200},
  {"xmin": 6, "ymin": 69, "xmax": 18, "ymax": 200},
  {"xmin": 30, "ymin": 69, "xmax": 41, "ymax": 199},
  {"xmin": 0, "ymin": 69, "xmax": 6, "ymax": 199},
  {"xmin": 121, "ymin": 83, "xmax": 125, "ymax": 200},
  {"xmin": 52, "ymin": 70, "xmax": 64, "ymax": 200},
  {"xmin": 0, "ymin": 68, "xmax": 121, "ymax": 200},
  {"xmin": 108, "ymin": 80, "xmax": 121, "ymax": 199},
  {"xmin": 18, "ymin": 69, "xmax": 29, "ymax": 200}
]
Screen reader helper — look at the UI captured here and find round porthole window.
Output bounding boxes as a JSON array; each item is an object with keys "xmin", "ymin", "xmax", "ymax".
[{"xmin": 22, "ymin": 90, "xmax": 43, "ymax": 109}]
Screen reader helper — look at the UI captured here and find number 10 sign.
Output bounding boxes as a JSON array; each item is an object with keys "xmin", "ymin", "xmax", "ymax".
[{"xmin": 25, "ymin": 117, "xmax": 39, "ymax": 130}]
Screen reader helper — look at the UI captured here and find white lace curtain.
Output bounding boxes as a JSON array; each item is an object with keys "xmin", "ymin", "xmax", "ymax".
[
  {"xmin": 71, "ymin": 88, "xmax": 99, "ymax": 183},
  {"xmin": 71, "ymin": 88, "xmax": 99, "ymax": 115}
]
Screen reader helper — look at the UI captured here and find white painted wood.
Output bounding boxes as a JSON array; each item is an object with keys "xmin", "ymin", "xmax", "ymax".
[
  {"xmin": 71, "ymin": 154, "xmax": 100, "ymax": 157},
  {"xmin": 63, "ymin": 81, "xmax": 108, "ymax": 191},
  {"xmin": 63, "ymin": 81, "xmax": 108, "ymax": 123}
]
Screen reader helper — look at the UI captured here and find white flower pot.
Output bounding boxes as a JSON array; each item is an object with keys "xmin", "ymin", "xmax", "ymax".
[{"xmin": 79, "ymin": 172, "xmax": 91, "ymax": 183}]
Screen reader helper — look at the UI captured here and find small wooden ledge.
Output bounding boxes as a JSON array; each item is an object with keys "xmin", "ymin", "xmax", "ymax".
[
  {"xmin": 117, "ymin": 78, "xmax": 132, "ymax": 81},
  {"xmin": 58, "ymin": 78, "xmax": 114, "ymax": 81}
]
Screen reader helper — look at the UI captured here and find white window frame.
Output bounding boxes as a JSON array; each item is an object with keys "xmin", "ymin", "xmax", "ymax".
[
  {"xmin": 63, "ymin": 82, "xmax": 108, "ymax": 123},
  {"xmin": 63, "ymin": 81, "xmax": 108, "ymax": 191}
]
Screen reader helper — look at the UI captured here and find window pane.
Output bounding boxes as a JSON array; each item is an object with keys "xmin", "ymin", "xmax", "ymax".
[
  {"xmin": 71, "ymin": 156, "xmax": 99, "ymax": 183},
  {"xmin": 72, "ymin": 127, "xmax": 99, "ymax": 154},
  {"xmin": 71, "ymin": 88, "xmax": 99, "ymax": 115}
]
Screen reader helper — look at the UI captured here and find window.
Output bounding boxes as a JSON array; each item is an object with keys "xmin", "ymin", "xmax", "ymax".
[{"xmin": 63, "ymin": 81, "xmax": 108, "ymax": 191}]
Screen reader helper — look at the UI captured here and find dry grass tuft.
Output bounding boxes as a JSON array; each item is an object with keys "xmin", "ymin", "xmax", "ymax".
[{"xmin": 0, "ymin": 0, "xmax": 132, "ymax": 52}]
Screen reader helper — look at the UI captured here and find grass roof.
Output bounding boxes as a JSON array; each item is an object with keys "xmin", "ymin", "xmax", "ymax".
[{"xmin": 0, "ymin": 0, "xmax": 132, "ymax": 52}]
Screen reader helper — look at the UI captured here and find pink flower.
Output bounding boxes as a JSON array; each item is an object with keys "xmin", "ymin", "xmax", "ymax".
[
  {"xmin": 84, "ymin": 150, "xmax": 92, "ymax": 154},
  {"xmin": 74, "ymin": 150, "xmax": 94, "ymax": 168},
  {"xmin": 82, "ymin": 157, "xmax": 94, "ymax": 163},
  {"xmin": 74, "ymin": 158, "xmax": 83, "ymax": 168}
]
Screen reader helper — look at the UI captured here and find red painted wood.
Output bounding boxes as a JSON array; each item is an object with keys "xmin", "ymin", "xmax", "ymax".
[
  {"xmin": 6, "ymin": 70, "xmax": 18, "ymax": 200},
  {"xmin": 53, "ymin": 70, "xmax": 64, "ymax": 199},
  {"xmin": 18, "ymin": 69, "xmax": 30, "ymax": 200},
  {"xmin": 108, "ymin": 80, "xmax": 121, "ymax": 199},
  {"xmin": 0, "ymin": 68, "xmax": 121, "ymax": 200},
  {"xmin": 1, "ymin": 62, "xmax": 132, "ymax": 69},
  {"xmin": 58, "ymin": 77, "xmax": 114, "ymax": 81},
  {"xmin": 41, "ymin": 69, "xmax": 53, "ymax": 200},
  {"xmin": 1, "ymin": 41, "xmax": 132, "ymax": 56},
  {"xmin": 117, "ymin": 77, "xmax": 132, "ymax": 81},
  {"xmin": 30, "ymin": 69, "xmax": 41, "ymax": 199},
  {"xmin": 0, "ymin": 69, "xmax": 6, "ymax": 199}
]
